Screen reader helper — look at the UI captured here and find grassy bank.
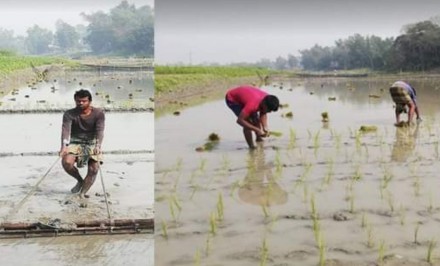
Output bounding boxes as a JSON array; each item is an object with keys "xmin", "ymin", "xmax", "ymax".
[
  {"xmin": 155, "ymin": 65, "xmax": 278, "ymax": 117},
  {"xmin": 0, "ymin": 51, "xmax": 73, "ymax": 77},
  {"xmin": 155, "ymin": 65, "xmax": 274, "ymax": 95}
]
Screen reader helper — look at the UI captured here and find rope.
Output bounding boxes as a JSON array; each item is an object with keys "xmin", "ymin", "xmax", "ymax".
[
  {"xmin": 98, "ymin": 162, "xmax": 112, "ymax": 222},
  {"xmin": 5, "ymin": 156, "xmax": 60, "ymax": 221}
]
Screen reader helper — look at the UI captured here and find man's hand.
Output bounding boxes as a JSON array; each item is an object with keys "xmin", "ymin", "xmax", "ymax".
[
  {"xmin": 59, "ymin": 146, "xmax": 68, "ymax": 157},
  {"xmin": 94, "ymin": 146, "xmax": 102, "ymax": 155},
  {"xmin": 257, "ymin": 129, "xmax": 268, "ymax": 138}
]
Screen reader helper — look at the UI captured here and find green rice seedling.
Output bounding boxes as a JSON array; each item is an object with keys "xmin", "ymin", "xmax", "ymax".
[
  {"xmin": 217, "ymin": 192, "xmax": 224, "ymax": 221},
  {"xmin": 366, "ymin": 224, "xmax": 375, "ymax": 248},
  {"xmin": 387, "ymin": 191, "xmax": 395, "ymax": 214},
  {"xmin": 413, "ymin": 176, "xmax": 421, "ymax": 197},
  {"xmin": 303, "ymin": 184, "xmax": 309, "ymax": 204},
  {"xmin": 321, "ymin": 158, "xmax": 334, "ymax": 188},
  {"xmin": 160, "ymin": 219, "xmax": 168, "ymax": 239},
  {"xmin": 359, "ymin": 125, "xmax": 378, "ymax": 133},
  {"xmin": 169, "ymin": 198, "xmax": 177, "ymax": 222},
  {"xmin": 288, "ymin": 128, "xmax": 296, "ymax": 149},
  {"xmin": 352, "ymin": 164, "xmax": 362, "ymax": 181},
  {"xmin": 274, "ymin": 150, "xmax": 283, "ymax": 175},
  {"xmin": 381, "ymin": 165, "xmax": 394, "ymax": 189},
  {"xmin": 435, "ymin": 141, "xmax": 439, "ymax": 159},
  {"xmin": 349, "ymin": 190, "xmax": 355, "ymax": 214},
  {"xmin": 355, "ymin": 131, "xmax": 362, "ymax": 153},
  {"xmin": 229, "ymin": 180, "xmax": 241, "ymax": 197},
  {"xmin": 427, "ymin": 239, "xmax": 436, "ymax": 263},
  {"xmin": 310, "ymin": 193, "xmax": 321, "ymax": 243},
  {"xmin": 189, "ymin": 184, "xmax": 200, "ymax": 200},
  {"xmin": 361, "ymin": 213, "xmax": 367, "ymax": 228},
  {"xmin": 172, "ymin": 174, "xmax": 181, "ymax": 192},
  {"xmin": 378, "ymin": 240, "xmax": 386, "ymax": 265},
  {"xmin": 261, "ymin": 203, "xmax": 270, "ymax": 219},
  {"xmin": 317, "ymin": 231, "xmax": 326, "ymax": 266},
  {"xmin": 313, "ymin": 131, "xmax": 320, "ymax": 157},
  {"xmin": 220, "ymin": 154, "xmax": 231, "ymax": 175},
  {"xmin": 194, "ymin": 248, "xmax": 201, "ymax": 266},
  {"xmin": 209, "ymin": 212, "xmax": 217, "ymax": 236},
  {"xmin": 307, "ymin": 129, "xmax": 312, "ymax": 140},
  {"xmin": 198, "ymin": 158, "xmax": 208, "ymax": 173},
  {"xmin": 260, "ymin": 237, "xmax": 269, "ymax": 266},
  {"xmin": 414, "ymin": 222, "xmax": 421, "ymax": 244},
  {"xmin": 205, "ymin": 234, "xmax": 211, "ymax": 256},
  {"xmin": 313, "ymin": 130, "xmax": 321, "ymax": 149},
  {"xmin": 399, "ymin": 204, "xmax": 406, "ymax": 226},
  {"xmin": 428, "ymin": 192, "xmax": 434, "ymax": 213},
  {"xmin": 269, "ymin": 130, "xmax": 283, "ymax": 137}
]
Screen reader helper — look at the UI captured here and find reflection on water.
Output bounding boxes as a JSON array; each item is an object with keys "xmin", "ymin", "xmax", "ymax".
[
  {"xmin": 391, "ymin": 123, "xmax": 419, "ymax": 162},
  {"xmin": 0, "ymin": 69, "xmax": 153, "ymax": 111},
  {"xmin": 0, "ymin": 234, "xmax": 153, "ymax": 266},
  {"xmin": 238, "ymin": 146, "xmax": 288, "ymax": 206}
]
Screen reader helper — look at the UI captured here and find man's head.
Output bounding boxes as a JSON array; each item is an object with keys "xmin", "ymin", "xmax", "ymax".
[
  {"xmin": 261, "ymin": 95, "xmax": 279, "ymax": 113},
  {"xmin": 74, "ymin": 89, "xmax": 92, "ymax": 110}
]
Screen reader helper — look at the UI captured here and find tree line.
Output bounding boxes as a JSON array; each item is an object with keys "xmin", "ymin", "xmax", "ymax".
[
  {"xmin": 232, "ymin": 18, "xmax": 440, "ymax": 72},
  {"xmin": 0, "ymin": 1, "xmax": 153, "ymax": 57}
]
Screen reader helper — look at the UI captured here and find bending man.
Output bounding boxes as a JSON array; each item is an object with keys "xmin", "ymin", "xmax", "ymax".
[
  {"xmin": 389, "ymin": 81, "xmax": 421, "ymax": 126},
  {"xmin": 59, "ymin": 89, "xmax": 105, "ymax": 198},
  {"xmin": 226, "ymin": 85, "xmax": 279, "ymax": 149}
]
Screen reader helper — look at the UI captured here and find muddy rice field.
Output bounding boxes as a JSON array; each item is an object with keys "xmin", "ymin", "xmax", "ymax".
[
  {"xmin": 0, "ymin": 65, "xmax": 154, "ymax": 265},
  {"xmin": 156, "ymin": 76, "xmax": 440, "ymax": 265}
]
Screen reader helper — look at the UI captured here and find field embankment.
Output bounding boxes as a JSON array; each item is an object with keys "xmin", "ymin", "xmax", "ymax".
[{"xmin": 155, "ymin": 65, "xmax": 277, "ymax": 116}]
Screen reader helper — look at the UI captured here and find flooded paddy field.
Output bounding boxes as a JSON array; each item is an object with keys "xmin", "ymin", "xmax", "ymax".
[
  {"xmin": 0, "ymin": 66, "xmax": 154, "ymax": 265},
  {"xmin": 156, "ymin": 76, "xmax": 440, "ymax": 265}
]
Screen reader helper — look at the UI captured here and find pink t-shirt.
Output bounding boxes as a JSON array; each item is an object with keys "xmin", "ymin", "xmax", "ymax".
[{"xmin": 226, "ymin": 85, "xmax": 268, "ymax": 117}]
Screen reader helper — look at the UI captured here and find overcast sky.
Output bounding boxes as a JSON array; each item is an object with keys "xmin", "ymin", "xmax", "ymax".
[
  {"xmin": 0, "ymin": 0, "xmax": 153, "ymax": 36},
  {"xmin": 156, "ymin": 0, "xmax": 440, "ymax": 65}
]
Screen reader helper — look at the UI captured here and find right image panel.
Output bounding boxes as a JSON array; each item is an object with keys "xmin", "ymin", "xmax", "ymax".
[{"xmin": 155, "ymin": 1, "xmax": 440, "ymax": 265}]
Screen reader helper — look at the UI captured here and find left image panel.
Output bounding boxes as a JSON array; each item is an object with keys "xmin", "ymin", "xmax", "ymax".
[{"xmin": 0, "ymin": 1, "xmax": 154, "ymax": 265}]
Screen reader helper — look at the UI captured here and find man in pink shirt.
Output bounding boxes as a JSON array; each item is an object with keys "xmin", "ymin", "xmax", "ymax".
[{"xmin": 226, "ymin": 85, "xmax": 279, "ymax": 149}]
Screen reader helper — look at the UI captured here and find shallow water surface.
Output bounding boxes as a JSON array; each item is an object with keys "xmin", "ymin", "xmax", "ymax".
[
  {"xmin": 1, "ymin": 68, "xmax": 154, "ymax": 265},
  {"xmin": 156, "ymin": 77, "xmax": 440, "ymax": 265}
]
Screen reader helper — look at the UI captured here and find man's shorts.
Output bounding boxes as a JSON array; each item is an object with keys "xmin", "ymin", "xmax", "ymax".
[
  {"xmin": 67, "ymin": 141, "xmax": 101, "ymax": 168},
  {"xmin": 225, "ymin": 97, "xmax": 259, "ymax": 122}
]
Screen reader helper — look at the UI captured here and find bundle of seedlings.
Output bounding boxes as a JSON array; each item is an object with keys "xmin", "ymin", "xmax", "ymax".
[{"xmin": 195, "ymin": 133, "xmax": 220, "ymax": 152}]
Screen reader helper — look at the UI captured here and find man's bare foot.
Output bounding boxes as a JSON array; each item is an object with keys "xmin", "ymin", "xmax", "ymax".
[
  {"xmin": 79, "ymin": 193, "xmax": 90, "ymax": 199},
  {"xmin": 71, "ymin": 181, "xmax": 83, "ymax": 193}
]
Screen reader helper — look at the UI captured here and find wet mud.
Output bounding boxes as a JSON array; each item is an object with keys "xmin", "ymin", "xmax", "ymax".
[
  {"xmin": 0, "ymin": 66, "xmax": 154, "ymax": 265},
  {"xmin": 156, "ymin": 76, "xmax": 440, "ymax": 265}
]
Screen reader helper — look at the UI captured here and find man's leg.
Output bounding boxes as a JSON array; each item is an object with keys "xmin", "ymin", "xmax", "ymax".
[
  {"xmin": 61, "ymin": 154, "xmax": 83, "ymax": 193},
  {"xmin": 249, "ymin": 116, "xmax": 263, "ymax": 142},
  {"xmin": 79, "ymin": 159, "xmax": 99, "ymax": 198},
  {"xmin": 243, "ymin": 128, "xmax": 255, "ymax": 149}
]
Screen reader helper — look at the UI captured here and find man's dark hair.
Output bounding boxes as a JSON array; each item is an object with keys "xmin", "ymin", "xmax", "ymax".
[
  {"xmin": 74, "ymin": 89, "xmax": 92, "ymax": 101},
  {"xmin": 262, "ymin": 95, "xmax": 279, "ymax": 112}
]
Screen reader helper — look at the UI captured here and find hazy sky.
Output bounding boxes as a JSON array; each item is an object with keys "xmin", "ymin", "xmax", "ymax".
[
  {"xmin": 156, "ymin": 0, "xmax": 440, "ymax": 65},
  {"xmin": 0, "ymin": 0, "xmax": 153, "ymax": 36}
]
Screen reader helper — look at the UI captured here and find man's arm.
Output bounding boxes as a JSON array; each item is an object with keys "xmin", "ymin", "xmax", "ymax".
[
  {"xmin": 60, "ymin": 112, "xmax": 72, "ymax": 156},
  {"xmin": 95, "ymin": 110, "xmax": 105, "ymax": 153},
  {"xmin": 237, "ymin": 112, "xmax": 265, "ymax": 136}
]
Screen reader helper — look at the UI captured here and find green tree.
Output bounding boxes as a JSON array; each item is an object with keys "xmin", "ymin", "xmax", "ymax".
[
  {"xmin": 82, "ymin": 1, "xmax": 154, "ymax": 56},
  {"xmin": 55, "ymin": 20, "xmax": 80, "ymax": 52},
  {"xmin": 389, "ymin": 20, "xmax": 440, "ymax": 71},
  {"xmin": 25, "ymin": 25, "xmax": 53, "ymax": 54}
]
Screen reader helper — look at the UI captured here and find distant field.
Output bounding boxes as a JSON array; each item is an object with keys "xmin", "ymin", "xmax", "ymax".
[{"xmin": 155, "ymin": 65, "xmax": 273, "ymax": 94}]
